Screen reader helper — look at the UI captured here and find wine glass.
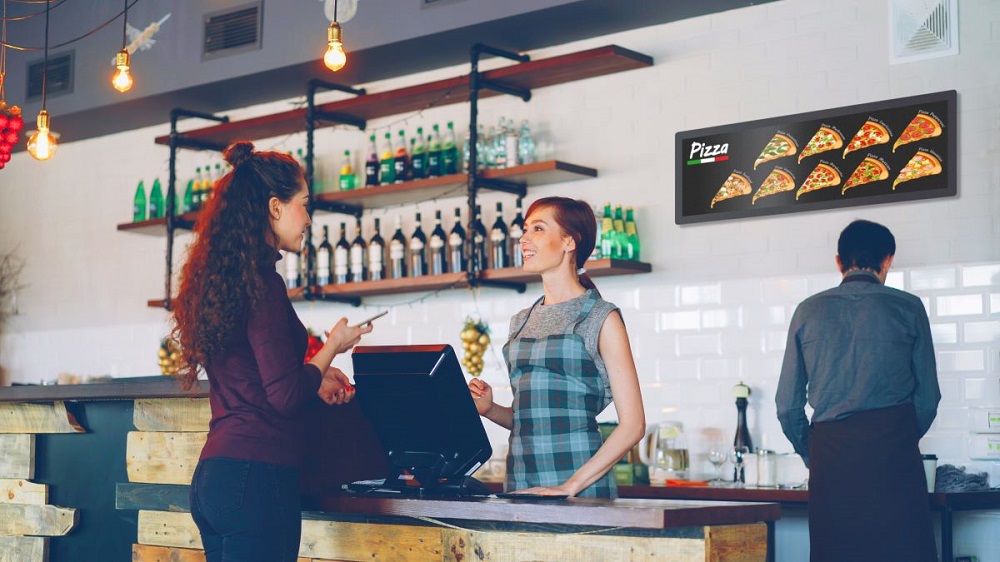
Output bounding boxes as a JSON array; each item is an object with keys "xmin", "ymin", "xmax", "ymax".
[
  {"xmin": 730, "ymin": 445, "xmax": 750, "ymax": 486},
  {"xmin": 708, "ymin": 449, "xmax": 728, "ymax": 483}
]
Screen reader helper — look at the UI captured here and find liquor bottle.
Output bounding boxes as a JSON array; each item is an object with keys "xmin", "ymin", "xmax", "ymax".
[
  {"xmin": 368, "ymin": 218, "xmax": 386, "ymax": 281},
  {"xmin": 132, "ymin": 180, "xmax": 146, "ymax": 222},
  {"xmin": 600, "ymin": 203, "xmax": 614, "ymax": 259},
  {"xmin": 364, "ymin": 134, "xmax": 379, "ymax": 187},
  {"xmin": 411, "ymin": 126, "xmax": 427, "ymax": 179},
  {"xmin": 389, "ymin": 216, "xmax": 407, "ymax": 279},
  {"xmin": 442, "ymin": 121, "xmax": 459, "ymax": 175},
  {"xmin": 339, "ymin": 150, "xmax": 357, "ymax": 191},
  {"xmin": 509, "ymin": 198, "xmax": 525, "ymax": 268},
  {"xmin": 427, "ymin": 124, "xmax": 442, "ymax": 178},
  {"xmin": 409, "ymin": 212, "xmax": 428, "ymax": 277},
  {"xmin": 349, "ymin": 218, "xmax": 368, "ymax": 282},
  {"xmin": 149, "ymin": 178, "xmax": 164, "ymax": 219},
  {"xmin": 624, "ymin": 207, "xmax": 640, "ymax": 261},
  {"xmin": 378, "ymin": 132, "xmax": 395, "ymax": 185},
  {"xmin": 334, "ymin": 223, "xmax": 351, "ymax": 284},
  {"xmin": 732, "ymin": 382, "xmax": 754, "ymax": 483},
  {"xmin": 300, "ymin": 231, "xmax": 316, "ymax": 287},
  {"xmin": 316, "ymin": 225, "xmax": 333, "ymax": 286},
  {"xmin": 429, "ymin": 210, "xmax": 448, "ymax": 275},
  {"xmin": 283, "ymin": 250, "xmax": 301, "ymax": 289},
  {"xmin": 489, "ymin": 202, "xmax": 509, "ymax": 269},
  {"xmin": 518, "ymin": 120, "xmax": 536, "ymax": 165},
  {"xmin": 393, "ymin": 130, "xmax": 410, "ymax": 182},
  {"xmin": 448, "ymin": 207, "xmax": 467, "ymax": 274},
  {"xmin": 182, "ymin": 180, "xmax": 194, "ymax": 215},
  {"xmin": 612, "ymin": 205, "xmax": 627, "ymax": 260},
  {"xmin": 471, "ymin": 205, "xmax": 488, "ymax": 272}
]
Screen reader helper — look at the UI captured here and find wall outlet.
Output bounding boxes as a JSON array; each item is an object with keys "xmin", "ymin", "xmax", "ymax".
[
  {"xmin": 968, "ymin": 408, "xmax": 1000, "ymax": 433},
  {"xmin": 969, "ymin": 434, "xmax": 1000, "ymax": 460}
]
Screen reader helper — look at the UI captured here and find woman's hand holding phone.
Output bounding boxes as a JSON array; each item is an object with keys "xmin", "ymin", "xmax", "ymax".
[{"xmin": 325, "ymin": 317, "xmax": 373, "ymax": 355}]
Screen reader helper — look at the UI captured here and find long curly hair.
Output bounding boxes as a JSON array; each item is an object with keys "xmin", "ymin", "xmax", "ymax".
[{"xmin": 171, "ymin": 141, "xmax": 304, "ymax": 389}]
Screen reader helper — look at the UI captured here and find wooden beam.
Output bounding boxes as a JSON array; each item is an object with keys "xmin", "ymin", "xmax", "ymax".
[
  {"xmin": 0, "ymin": 434, "xmax": 34, "ymax": 479},
  {"xmin": 0, "ymin": 503, "xmax": 77, "ymax": 536},
  {"xmin": 133, "ymin": 399, "xmax": 210, "ymax": 432},
  {"xmin": 299, "ymin": 519, "xmax": 443, "ymax": 561},
  {"xmin": 0, "ymin": 401, "xmax": 85, "ymax": 433},
  {"xmin": 127, "ymin": 432, "xmax": 206, "ymax": 485},
  {"xmin": 0, "ymin": 536, "xmax": 47, "ymax": 562},
  {"xmin": 704, "ymin": 523, "xmax": 768, "ymax": 561},
  {"xmin": 0, "ymin": 478, "xmax": 47, "ymax": 504},
  {"xmin": 137, "ymin": 511, "xmax": 202, "ymax": 550},
  {"xmin": 131, "ymin": 544, "xmax": 206, "ymax": 562}
]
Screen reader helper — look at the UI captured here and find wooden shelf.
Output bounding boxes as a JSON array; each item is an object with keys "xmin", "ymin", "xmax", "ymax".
[
  {"xmin": 147, "ymin": 286, "xmax": 305, "ymax": 309},
  {"xmin": 154, "ymin": 45, "xmax": 653, "ymax": 149},
  {"xmin": 482, "ymin": 259, "xmax": 651, "ymax": 283},
  {"xmin": 314, "ymin": 160, "xmax": 596, "ymax": 210},
  {"xmin": 117, "ymin": 212, "xmax": 198, "ymax": 235}
]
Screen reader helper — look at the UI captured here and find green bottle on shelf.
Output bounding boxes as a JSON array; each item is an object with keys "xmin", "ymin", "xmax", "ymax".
[
  {"xmin": 427, "ymin": 124, "xmax": 442, "ymax": 178},
  {"xmin": 411, "ymin": 126, "xmax": 427, "ymax": 179},
  {"xmin": 442, "ymin": 121, "xmax": 458, "ymax": 175},
  {"xmin": 379, "ymin": 132, "xmax": 395, "ymax": 185},
  {"xmin": 149, "ymin": 178, "xmax": 164, "ymax": 219},
  {"xmin": 600, "ymin": 202, "xmax": 614, "ymax": 260},
  {"xmin": 133, "ymin": 180, "xmax": 146, "ymax": 222},
  {"xmin": 182, "ymin": 179, "xmax": 194, "ymax": 214},
  {"xmin": 339, "ymin": 150, "xmax": 357, "ymax": 191},
  {"xmin": 612, "ymin": 205, "xmax": 626, "ymax": 260},
  {"xmin": 625, "ymin": 207, "xmax": 640, "ymax": 261}
]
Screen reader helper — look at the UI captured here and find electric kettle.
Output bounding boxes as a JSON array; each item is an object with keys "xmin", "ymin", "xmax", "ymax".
[{"xmin": 638, "ymin": 421, "xmax": 689, "ymax": 478}]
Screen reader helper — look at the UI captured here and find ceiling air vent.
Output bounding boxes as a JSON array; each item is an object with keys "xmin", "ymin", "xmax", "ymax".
[
  {"xmin": 203, "ymin": 2, "xmax": 263, "ymax": 60},
  {"xmin": 890, "ymin": 0, "xmax": 959, "ymax": 64},
  {"xmin": 26, "ymin": 51, "xmax": 74, "ymax": 101}
]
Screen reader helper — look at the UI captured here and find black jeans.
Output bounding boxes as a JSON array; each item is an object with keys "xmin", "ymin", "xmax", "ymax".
[{"xmin": 190, "ymin": 457, "xmax": 302, "ymax": 562}]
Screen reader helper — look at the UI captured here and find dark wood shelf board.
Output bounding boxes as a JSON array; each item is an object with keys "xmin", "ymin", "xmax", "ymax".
[
  {"xmin": 154, "ymin": 45, "xmax": 652, "ymax": 149},
  {"xmin": 482, "ymin": 259, "xmax": 651, "ymax": 284},
  {"xmin": 116, "ymin": 213, "xmax": 199, "ymax": 235},
  {"xmin": 317, "ymin": 272, "xmax": 469, "ymax": 298},
  {"xmin": 148, "ymin": 287, "xmax": 305, "ymax": 309}
]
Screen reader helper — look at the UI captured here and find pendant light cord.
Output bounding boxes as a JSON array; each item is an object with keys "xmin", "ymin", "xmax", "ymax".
[
  {"xmin": 334, "ymin": 0, "xmax": 338, "ymax": 23},
  {"xmin": 41, "ymin": 0, "xmax": 48, "ymax": 110},
  {"xmin": 120, "ymin": 0, "xmax": 126, "ymax": 49},
  {"xmin": 1, "ymin": 0, "xmax": 7, "ymax": 100}
]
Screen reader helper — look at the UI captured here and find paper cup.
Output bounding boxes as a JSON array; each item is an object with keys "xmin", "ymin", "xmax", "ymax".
[{"xmin": 922, "ymin": 454, "xmax": 937, "ymax": 493}]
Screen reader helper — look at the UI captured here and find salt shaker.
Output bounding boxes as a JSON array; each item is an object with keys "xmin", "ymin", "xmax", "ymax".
[{"xmin": 756, "ymin": 449, "xmax": 777, "ymax": 487}]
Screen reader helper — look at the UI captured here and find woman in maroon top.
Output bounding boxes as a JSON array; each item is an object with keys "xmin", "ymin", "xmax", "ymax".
[{"xmin": 172, "ymin": 141, "xmax": 371, "ymax": 562}]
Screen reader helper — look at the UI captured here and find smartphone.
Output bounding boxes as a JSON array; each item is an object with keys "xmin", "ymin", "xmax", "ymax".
[{"xmin": 350, "ymin": 310, "xmax": 388, "ymax": 327}]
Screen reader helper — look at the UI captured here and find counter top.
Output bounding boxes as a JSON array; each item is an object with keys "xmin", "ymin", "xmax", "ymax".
[{"xmin": 0, "ymin": 377, "xmax": 207, "ymax": 402}]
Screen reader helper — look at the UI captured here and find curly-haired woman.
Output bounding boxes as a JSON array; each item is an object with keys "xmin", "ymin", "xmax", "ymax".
[{"xmin": 172, "ymin": 141, "xmax": 372, "ymax": 562}]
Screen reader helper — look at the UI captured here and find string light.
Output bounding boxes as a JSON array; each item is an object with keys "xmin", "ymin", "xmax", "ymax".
[
  {"xmin": 323, "ymin": 0, "xmax": 346, "ymax": 71},
  {"xmin": 111, "ymin": 0, "xmax": 132, "ymax": 92},
  {"xmin": 27, "ymin": 0, "xmax": 56, "ymax": 161}
]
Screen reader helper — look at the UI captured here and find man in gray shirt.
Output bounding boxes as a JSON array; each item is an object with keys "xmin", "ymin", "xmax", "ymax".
[{"xmin": 776, "ymin": 219, "xmax": 940, "ymax": 562}]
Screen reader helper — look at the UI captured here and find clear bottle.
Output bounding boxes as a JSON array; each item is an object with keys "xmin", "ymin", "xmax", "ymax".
[
  {"xmin": 283, "ymin": 250, "xmax": 301, "ymax": 289},
  {"xmin": 364, "ymin": 134, "xmax": 379, "ymax": 187},
  {"xmin": 393, "ymin": 130, "xmax": 410, "ymax": 182},
  {"xmin": 509, "ymin": 198, "xmax": 525, "ymax": 268},
  {"xmin": 149, "ymin": 178, "xmax": 164, "ymax": 219},
  {"xmin": 489, "ymin": 202, "xmax": 509, "ymax": 269},
  {"xmin": 334, "ymin": 223, "xmax": 351, "ymax": 284},
  {"xmin": 490, "ymin": 124, "xmax": 505, "ymax": 168},
  {"xmin": 429, "ymin": 210, "xmax": 448, "ymax": 275},
  {"xmin": 389, "ymin": 216, "xmax": 407, "ymax": 279},
  {"xmin": 518, "ymin": 120, "xmax": 536, "ymax": 165},
  {"xmin": 368, "ymin": 218, "xmax": 386, "ymax": 281},
  {"xmin": 316, "ymin": 225, "xmax": 333, "ymax": 286},
  {"xmin": 504, "ymin": 124, "xmax": 519, "ymax": 168},
  {"xmin": 442, "ymin": 121, "xmax": 459, "ymax": 175},
  {"xmin": 471, "ymin": 205, "xmax": 488, "ymax": 272},
  {"xmin": 339, "ymin": 150, "xmax": 357, "ymax": 191},
  {"xmin": 624, "ymin": 207, "xmax": 640, "ymax": 261},
  {"xmin": 411, "ymin": 126, "xmax": 427, "ymax": 179},
  {"xmin": 350, "ymin": 217, "xmax": 367, "ymax": 282},
  {"xmin": 409, "ymin": 212, "xmax": 428, "ymax": 277},
  {"xmin": 132, "ymin": 180, "xmax": 147, "ymax": 222},
  {"xmin": 427, "ymin": 124, "xmax": 443, "ymax": 178},
  {"xmin": 448, "ymin": 207, "xmax": 467, "ymax": 274},
  {"xmin": 379, "ymin": 132, "xmax": 395, "ymax": 185}
]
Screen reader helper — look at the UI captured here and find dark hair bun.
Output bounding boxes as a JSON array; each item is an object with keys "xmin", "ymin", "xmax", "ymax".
[{"xmin": 223, "ymin": 141, "xmax": 255, "ymax": 168}]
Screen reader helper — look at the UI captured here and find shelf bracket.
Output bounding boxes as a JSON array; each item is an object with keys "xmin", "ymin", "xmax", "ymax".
[
  {"xmin": 303, "ymin": 285, "xmax": 362, "ymax": 307},
  {"xmin": 470, "ymin": 43, "xmax": 532, "ymax": 102},
  {"xmin": 474, "ymin": 176, "xmax": 527, "ymax": 197},
  {"xmin": 311, "ymin": 200, "xmax": 363, "ymax": 217}
]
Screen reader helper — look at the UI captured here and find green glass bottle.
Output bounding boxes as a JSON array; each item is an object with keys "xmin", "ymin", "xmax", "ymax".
[
  {"xmin": 339, "ymin": 150, "xmax": 357, "ymax": 191},
  {"xmin": 442, "ymin": 121, "xmax": 458, "ymax": 175},
  {"xmin": 427, "ymin": 124, "xmax": 442, "ymax": 178},
  {"xmin": 379, "ymin": 132, "xmax": 395, "ymax": 185},
  {"xmin": 411, "ymin": 126, "xmax": 427, "ymax": 179},
  {"xmin": 600, "ymin": 202, "xmax": 614, "ymax": 259},
  {"xmin": 182, "ymin": 180, "xmax": 194, "ymax": 214},
  {"xmin": 149, "ymin": 178, "xmax": 164, "ymax": 219},
  {"xmin": 133, "ymin": 180, "xmax": 146, "ymax": 222},
  {"xmin": 625, "ymin": 206, "xmax": 640, "ymax": 261},
  {"xmin": 612, "ymin": 205, "xmax": 626, "ymax": 260}
]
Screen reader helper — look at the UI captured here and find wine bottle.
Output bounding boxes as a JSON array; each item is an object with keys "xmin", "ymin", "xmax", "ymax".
[
  {"xmin": 334, "ymin": 223, "xmax": 350, "ymax": 284},
  {"xmin": 300, "ymin": 231, "xmax": 316, "ymax": 287},
  {"xmin": 364, "ymin": 134, "xmax": 379, "ymax": 187},
  {"xmin": 509, "ymin": 198, "xmax": 525, "ymax": 268},
  {"xmin": 349, "ymin": 218, "xmax": 367, "ymax": 282},
  {"xmin": 368, "ymin": 218, "xmax": 386, "ymax": 281},
  {"xmin": 733, "ymin": 382, "xmax": 754, "ymax": 483},
  {"xmin": 379, "ymin": 132, "xmax": 395, "ymax": 185},
  {"xmin": 427, "ymin": 124, "xmax": 442, "ymax": 178},
  {"xmin": 448, "ymin": 207, "xmax": 467, "ymax": 274},
  {"xmin": 389, "ymin": 216, "xmax": 407, "ymax": 279},
  {"xmin": 283, "ymin": 250, "xmax": 300, "ymax": 289},
  {"xmin": 489, "ymin": 202, "xmax": 509, "ymax": 269},
  {"xmin": 411, "ymin": 126, "xmax": 427, "ymax": 179},
  {"xmin": 625, "ymin": 206, "xmax": 640, "ymax": 261},
  {"xmin": 429, "ymin": 210, "xmax": 448, "ymax": 275},
  {"xmin": 316, "ymin": 225, "xmax": 333, "ymax": 286},
  {"xmin": 132, "ymin": 180, "xmax": 146, "ymax": 222},
  {"xmin": 471, "ymin": 205, "xmax": 488, "ymax": 272},
  {"xmin": 409, "ymin": 212, "xmax": 428, "ymax": 277},
  {"xmin": 393, "ymin": 130, "xmax": 410, "ymax": 182}
]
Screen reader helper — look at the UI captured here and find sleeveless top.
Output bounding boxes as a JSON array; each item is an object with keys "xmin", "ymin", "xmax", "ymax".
[{"xmin": 502, "ymin": 289, "xmax": 618, "ymax": 498}]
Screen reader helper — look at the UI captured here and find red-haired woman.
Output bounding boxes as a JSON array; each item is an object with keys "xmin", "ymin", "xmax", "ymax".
[
  {"xmin": 469, "ymin": 197, "xmax": 645, "ymax": 498},
  {"xmin": 172, "ymin": 141, "xmax": 371, "ymax": 561}
]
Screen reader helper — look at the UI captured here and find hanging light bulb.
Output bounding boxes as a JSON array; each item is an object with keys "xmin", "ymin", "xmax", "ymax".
[
  {"xmin": 324, "ymin": 21, "xmax": 347, "ymax": 71},
  {"xmin": 27, "ymin": 109, "xmax": 57, "ymax": 161},
  {"xmin": 112, "ymin": 49, "xmax": 133, "ymax": 92}
]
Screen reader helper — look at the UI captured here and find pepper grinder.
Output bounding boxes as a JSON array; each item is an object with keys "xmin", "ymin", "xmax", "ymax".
[{"xmin": 732, "ymin": 381, "xmax": 754, "ymax": 483}]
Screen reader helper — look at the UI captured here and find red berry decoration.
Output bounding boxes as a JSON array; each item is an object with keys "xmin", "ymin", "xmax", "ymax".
[
  {"xmin": 3, "ymin": 131, "xmax": 17, "ymax": 144},
  {"xmin": 0, "ymin": 153, "xmax": 9, "ymax": 164},
  {"xmin": 0, "ymin": 162, "xmax": 6, "ymax": 170},
  {"xmin": 0, "ymin": 115, "xmax": 7, "ymax": 129},
  {"xmin": 0, "ymin": 143, "xmax": 9, "ymax": 154},
  {"xmin": 8, "ymin": 115, "xmax": 23, "ymax": 133}
]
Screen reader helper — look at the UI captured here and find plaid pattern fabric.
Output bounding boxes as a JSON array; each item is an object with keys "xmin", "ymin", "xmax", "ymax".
[{"xmin": 503, "ymin": 291, "xmax": 616, "ymax": 498}]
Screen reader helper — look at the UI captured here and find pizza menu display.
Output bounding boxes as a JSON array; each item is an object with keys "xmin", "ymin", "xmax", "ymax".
[{"xmin": 675, "ymin": 90, "xmax": 956, "ymax": 224}]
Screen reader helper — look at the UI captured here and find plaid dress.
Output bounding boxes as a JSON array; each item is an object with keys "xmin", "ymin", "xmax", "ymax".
[{"xmin": 503, "ymin": 291, "xmax": 617, "ymax": 498}]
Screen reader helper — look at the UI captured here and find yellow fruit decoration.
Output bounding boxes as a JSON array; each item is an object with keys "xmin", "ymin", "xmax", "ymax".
[
  {"xmin": 460, "ymin": 318, "xmax": 490, "ymax": 377},
  {"xmin": 157, "ymin": 337, "xmax": 183, "ymax": 376}
]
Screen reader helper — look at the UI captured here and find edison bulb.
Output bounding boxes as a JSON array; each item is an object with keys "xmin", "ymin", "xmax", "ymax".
[
  {"xmin": 27, "ymin": 110, "xmax": 58, "ymax": 161},
  {"xmin": 112, "ymin": 50, "xmax": 133, "ymax": 93},
  {"xmin": 324, "ymin": 22, "xmax": 347, "ymax": 71}
]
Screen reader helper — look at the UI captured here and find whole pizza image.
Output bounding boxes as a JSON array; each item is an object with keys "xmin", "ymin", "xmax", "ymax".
[{"xmin": 709, "ymin": 109, "xmax": 945, "ymax": 210}]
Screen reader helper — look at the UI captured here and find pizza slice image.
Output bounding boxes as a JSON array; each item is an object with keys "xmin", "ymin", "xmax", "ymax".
[
  {"xmin": 798, "ymin": 126, "xmax": 844, "ymax": 163},
  {"xmin": 753, "ymin": 133, "xmax": 797, "ymax": 170},
  {"xmin": 752, "ymin": 168, "xmax": 796, "ymax": 204},
  {"xmin": 710, "ymin": 172, "xmax": 753, "ymax": 209},
  {"xmin": 843, "ymin": 120, "xmax": 891, "ymax": 158},
  {"xmin": 842, "ymin": 157, "xmax": 890, "ymax": 194},
  {"xmin": 795, "ymin": 163, "xmax": 841, "ymax": 199},
  {"xmin": 892, "ymin": 150, "xmax": 942, "ymax": 190},
  {"xmin": 892, "ymin": 113, "xmax": 943, "ymax": 152}
]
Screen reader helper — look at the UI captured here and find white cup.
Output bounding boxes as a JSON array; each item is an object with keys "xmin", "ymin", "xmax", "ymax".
[{"xmin": 922, "ymin": 454, "xmax": 937, "ymax": 493}]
